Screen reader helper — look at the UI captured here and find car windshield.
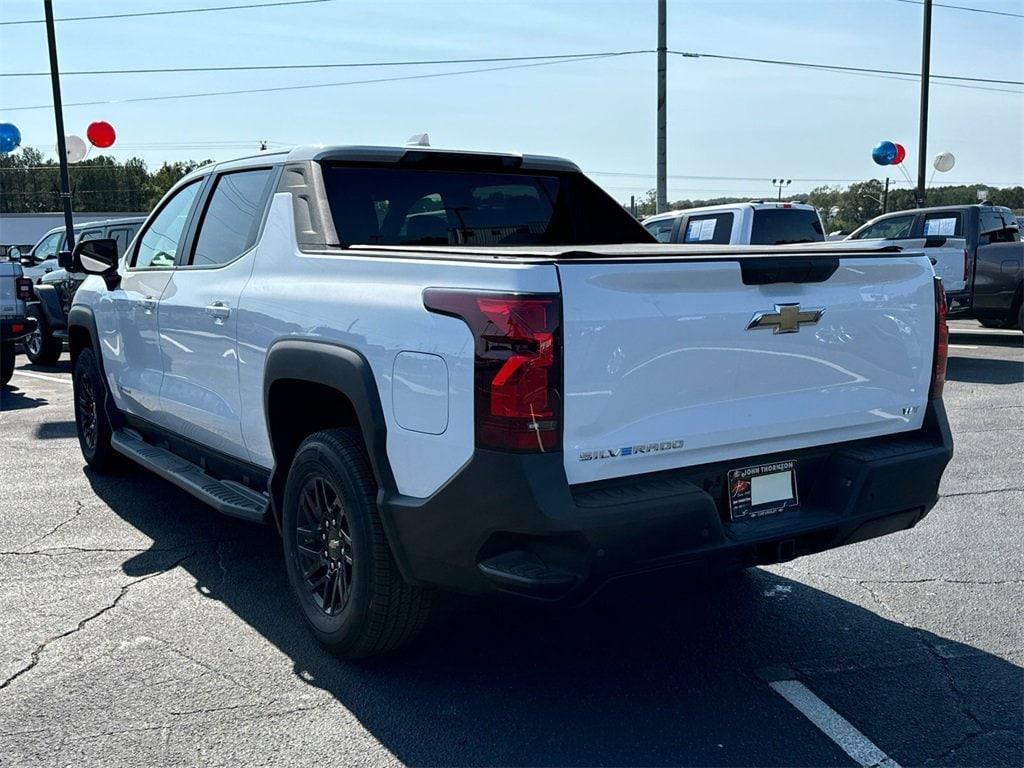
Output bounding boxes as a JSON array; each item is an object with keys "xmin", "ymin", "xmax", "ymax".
[
  {"xmin": 321, "ymin": 164, "xmax": 653, "ymax": 247},
  {"xmin": 750, "ymin": 208, "xmax": 825, "ymax": 245}
]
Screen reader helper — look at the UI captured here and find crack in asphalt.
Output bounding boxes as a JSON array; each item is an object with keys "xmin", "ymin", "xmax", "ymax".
[
  {"xmin": 921, "ymin": 728, "xmax": 1020, "ymax": 766},
  {"xmin": 940, "ymin": 486, "xmax": 1024, "ymax": 499},
  {"xmin": 17, "ymin": 500, "xmax": 85, "ymax": 551},
  {"xmin": 775, "ymin": 568, "xmax": 1012, "ymax": 763},
  {"xmin": 777, "ymin": 565, "xmax": 1024, "ymax": 588},
  {"xmin": 0, "ymin": 546, "xmax": 191, "ymax": 557},
  {"xmin": 0, "ymin": 550, "xmax": 196, "ymax": 694}
]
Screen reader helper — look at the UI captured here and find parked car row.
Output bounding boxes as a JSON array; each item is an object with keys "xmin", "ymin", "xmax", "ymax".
[
  {"xmin": 641, "ymin": 201, "xmax": 1022, "ymax": 329},
  {"xmin": 11, "ymin": 217, "xmax": 145, "ymax": 365},
  {"xmin": 848, "ymin": 203, "xmax": 1022, "ymax": 329}
]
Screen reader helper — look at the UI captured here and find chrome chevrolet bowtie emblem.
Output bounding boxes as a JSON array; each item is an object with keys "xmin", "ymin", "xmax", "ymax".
[{"xmin": 747, "ymin": 303, "xmax": 825, "ymax": 334}]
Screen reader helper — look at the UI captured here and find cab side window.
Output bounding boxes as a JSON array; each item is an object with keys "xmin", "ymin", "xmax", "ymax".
[
  {"xmin": 683, "ymin": 213, "xmax": 733, "ymax": 244},
  {"xmin": 132, "ymin": 181, "xmax": 203, "ymax": 269},
  {"xmin": 33, "ymin": 231, "xmax": 64, "ymax": 262},
  {"xmin": 190, "ymin": 169, "xmax": 274, "ymax": 267},
  {"xmin": 853, "ymin": 215, "xmax": 916, "ymax": 240},
  {"xmin": 921, "ymin": 213, "xmax": 961, "ymax": 238},
  {"xmin": 644, "ymin": 219, "xmax": 676, "ymax": 243},
  {"xmin": 980, "ymin": 209, "xmax": 1020, "ymax": 245},
  {"xmin": 79, "ymin": 229, "xmax": 104, "ymax": 242}
]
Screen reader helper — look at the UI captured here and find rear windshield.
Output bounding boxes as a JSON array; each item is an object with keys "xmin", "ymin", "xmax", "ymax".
[
  {"xmin": 321, "ymin": 165, "xmax": 653, "ymax": 247},
  {"xmin": 750, "ymin": 208, "xmax": 824, "ymax": 245}
]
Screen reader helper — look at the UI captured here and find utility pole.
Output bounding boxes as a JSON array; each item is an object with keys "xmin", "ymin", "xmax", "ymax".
[
  {"xmin": 44, "ymin": 0, "xmax": 75, "ymax": 255},
  {"xmin": 656, "ymin": 0, "xmax": 667, "ymax": 213},
  {"xmin": 882, "ymin": 176, "xmax": 890, "ymax": 213},
  {"xmin": 916, "ymin": 0, "xmax": 932, "ymax": 208}
]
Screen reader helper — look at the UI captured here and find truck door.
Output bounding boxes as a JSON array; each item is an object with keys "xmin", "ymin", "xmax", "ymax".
[
  {"xmin": 157, "ymin": 167, "xmax": 276, "ymax": 460},
  {"xmin": 100, "ymin": 180, "xmax": 204, "ymax": 420}
]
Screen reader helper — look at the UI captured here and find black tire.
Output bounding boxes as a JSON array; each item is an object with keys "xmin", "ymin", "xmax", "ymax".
[
  {"xmin": 978, "ymin": 317, "xmax": 1008, "ymax": 329},
  {"xmin": 72, "ymin": 347, "xmax": 120, "ymax": 471},
  {"xmin": 23, "ymin": 305, "xmax": 62, "ymax": 366},
  {"xmin": 282, "ymin": 428, "xmax": 433, "ymax": 658},
  {"xmin": 0, "ymin": 342, "xmax": 14, "ymax": 387}
]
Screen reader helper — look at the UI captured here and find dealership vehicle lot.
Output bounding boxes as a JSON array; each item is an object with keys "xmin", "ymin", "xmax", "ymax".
[{"xmin": 0, "ymin": 320, "xmax": 1020, "ymax": 767}]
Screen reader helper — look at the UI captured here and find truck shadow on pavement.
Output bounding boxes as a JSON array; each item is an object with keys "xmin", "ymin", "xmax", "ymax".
[
  {"xmin": 85, "ymin": 468, "xmax": 1023, "ymax": 767},
  {"xmin": 945, "ymin": 356, "xmax": 1024, "ymax": 385},
  {"xmin": 0, "ymin": 384, "xmax": 48, "ymax": 411}
]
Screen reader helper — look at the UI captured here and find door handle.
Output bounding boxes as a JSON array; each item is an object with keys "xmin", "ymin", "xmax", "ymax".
[
  {"xmin": 205, "ymin": 301, "xmax": 231, "ymax": 324},
  {"xmin": 141, "ymin": 296, "xmax": 157, "ymax": 314}
]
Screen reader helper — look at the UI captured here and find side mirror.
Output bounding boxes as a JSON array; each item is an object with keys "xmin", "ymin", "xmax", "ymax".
[{"xmin": 70, "ymin": 239, "xmax": 120, "ymax": 288}]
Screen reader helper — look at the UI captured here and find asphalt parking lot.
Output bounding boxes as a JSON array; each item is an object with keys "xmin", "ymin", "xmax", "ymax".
[{"xmin": 0, "ymin": 320, "xmax": 1020, "ymax": 768}]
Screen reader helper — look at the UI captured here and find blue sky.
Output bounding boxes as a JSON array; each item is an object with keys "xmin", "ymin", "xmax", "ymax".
[{"xmin": 1, "ymin": 0, "xmax": 1021, "ymax": 203}]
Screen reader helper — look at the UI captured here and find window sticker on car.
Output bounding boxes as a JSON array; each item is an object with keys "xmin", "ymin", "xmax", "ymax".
[
  {"xmin": 686, "ymin": 218, "xmax": 716, "ymax": 242},
  {"xmin": 924, "ymin": 217, "xmax": 957, "ymax": 236}
]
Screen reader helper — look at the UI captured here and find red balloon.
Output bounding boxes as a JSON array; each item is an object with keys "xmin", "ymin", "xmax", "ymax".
[
  {"xmin": 892, "ymin": 143, "xmax": 906, "ymax": 165},
  {"xmin": 86, "ymin": 121, "xmax": 116, "ymax": 148}
]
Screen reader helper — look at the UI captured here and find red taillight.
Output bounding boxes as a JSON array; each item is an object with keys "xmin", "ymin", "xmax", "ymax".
[
  {"xmin": 16, "ymin": 277, "xmax": 33, "ymax": 301},
  {"xmin": 424, "ymin": 289, "xmax": 562, "ymax": 452},
  {"xmin": 931, "ymin": 277, "xmax": 948, "ymax": 400},
  {"xmin": 10, "ymin": 324, "xmax": 24, "ymax": 334}
]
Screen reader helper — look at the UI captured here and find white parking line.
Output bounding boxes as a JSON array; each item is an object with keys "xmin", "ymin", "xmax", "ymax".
[
  {"xmin": 11, "ymin": 370, "xmax": 72, "ymax": 385},
  {"xmin": 769, "ymin": 679, "xmax": 901, "ymax": 768},
  {"xmin": 948, "ymin": 327, "xmax": 1021, "ymax": 337},
  {"xmin": 949, "ymin": 344, "xmax": 979, "ymax": 349}
]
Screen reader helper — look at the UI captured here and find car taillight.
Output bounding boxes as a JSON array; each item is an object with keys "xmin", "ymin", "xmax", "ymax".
[
  {"xmin": 963, "ymin": 248, "xmax": 970, "ymax": 282},
  {"xmin": 424, "ymin": 289, "xmax": 562, "ymax": 452},
  {"xmin": 16, "ymin": 277, "xmax": 33, "ymax": 301},
  {"xmin": 930, "ymin": 277, "xmax": 948, "ymax": 400}
]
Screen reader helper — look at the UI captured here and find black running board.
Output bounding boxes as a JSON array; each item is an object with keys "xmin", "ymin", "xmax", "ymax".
[{"xmin": 111, "ymin": 430, "xmax": 269, "ymax": 523}]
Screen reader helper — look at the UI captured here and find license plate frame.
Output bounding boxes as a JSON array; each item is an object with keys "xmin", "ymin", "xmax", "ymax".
[{"xmin": 727, "ymin": 460, "xmax": 799, "ymax": 520}]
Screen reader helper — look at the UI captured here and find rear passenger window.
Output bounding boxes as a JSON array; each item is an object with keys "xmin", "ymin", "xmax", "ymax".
[
  {"xmin": 191, "ymin": 169, "xmax": 274, "ymax": 267},
  {"xmin": 108, "ymin": 228, "xmax": 130, "ymax": 256},
  {"xmin": 79, "ymin": 229, "xmax": 103, "ymax": 242},
  {"xmin": 644, "ymin": 219, "xmax": 676, "ymax": 243},
  {"xmin": 682, "ymin": 213, "xmax": 733, "ymax": 244},
  {"xmin": 922, "ymin": 213, "xmax": 961, "ymax": 237},
  {"xmin": 853, "ymin": 215, "xmax": 916, "ymax": 240}
]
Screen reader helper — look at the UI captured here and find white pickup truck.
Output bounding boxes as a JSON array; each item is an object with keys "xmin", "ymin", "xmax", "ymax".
[{"xmin": 66, "ymin": 146, "xmax": 953, "ymax": 657}]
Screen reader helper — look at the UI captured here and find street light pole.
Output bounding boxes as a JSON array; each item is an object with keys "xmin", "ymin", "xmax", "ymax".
[
  {"xmin": 916, "ymin": 0, "xmax": 933, "ymax": 208},
  {"xmin": 656, "ymin": 0, "xmax": 667, "ymax": 214},
  {"xmin": 44, "ymin": 0, "xmax": 75, "ymax": 255},
  {"xmin": 772, "ymin": 178, "xmax": 791, "ymax": 202}
]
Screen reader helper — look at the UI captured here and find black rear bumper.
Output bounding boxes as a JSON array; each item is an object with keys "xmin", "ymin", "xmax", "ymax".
[
  {"xmin": 1, "ymin": 316, "xmax": 37, "ymax": 342},
  {"xmin": 380, "ymin": 401, "xmax": 953, "ymax": 602}
]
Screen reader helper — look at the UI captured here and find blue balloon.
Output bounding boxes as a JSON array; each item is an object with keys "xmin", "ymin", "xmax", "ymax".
[
  {"xmin": 872, "ymin": 140, "xmax": 897, "ymax": 166},
  {"xmin": 0, "ymin": 123, "xmax": 21, "ymax": 154}
]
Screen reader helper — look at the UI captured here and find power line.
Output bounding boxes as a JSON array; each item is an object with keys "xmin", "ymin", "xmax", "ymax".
[
  {"xmin": 4, "ymin": 47, "xmax": 1020, "ymax": 113},
  {"xmin": 0, "ymin": 0, "xmax": 334, "ymax": 26},
  {"xmin": 671, "ymin": 50, "xmax": 1024, "ymax": 86},
  {"xmin": 1, "ymin": 48, "xmax": 1018, "ymax": 85},
  {"xmin": 0, "ymin": 51, "xmax": 656, "ymax": 78},
  {"xmin": 888, "ymin": 0, "xmax": 1024, "ymax": 18},
  {"xmin": 2, "ymin": 53, "xmax": 637, "ymax": 112}
]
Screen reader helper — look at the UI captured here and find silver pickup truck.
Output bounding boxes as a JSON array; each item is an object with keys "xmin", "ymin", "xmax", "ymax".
[{"xmin": 0, "ymin": 260, "xmax": 36, "ymax": 386}]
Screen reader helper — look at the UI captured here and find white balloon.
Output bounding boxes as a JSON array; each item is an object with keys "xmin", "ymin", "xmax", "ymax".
[
  {"xmin": 60, "ymin": 134, "xmax": 88, "ymax": 163},
  {"xmin": 933, "ymin": 151, "xmax": 955, "ymax": 173}
]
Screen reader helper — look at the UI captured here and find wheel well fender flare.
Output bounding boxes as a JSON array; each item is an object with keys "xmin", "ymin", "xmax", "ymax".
[
  {"xmin": 30, "ymin": 284, "xmax": 66, "ymax": 330},
  {"xmin": 263, "ymin": 339, "xmax": 397, "ymax": 514}
]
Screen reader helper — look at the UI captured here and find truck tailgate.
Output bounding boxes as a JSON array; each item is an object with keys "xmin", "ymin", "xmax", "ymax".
[{"xmin": 557, "ymin": 254, "xmax": 936, "ymax": 485}]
